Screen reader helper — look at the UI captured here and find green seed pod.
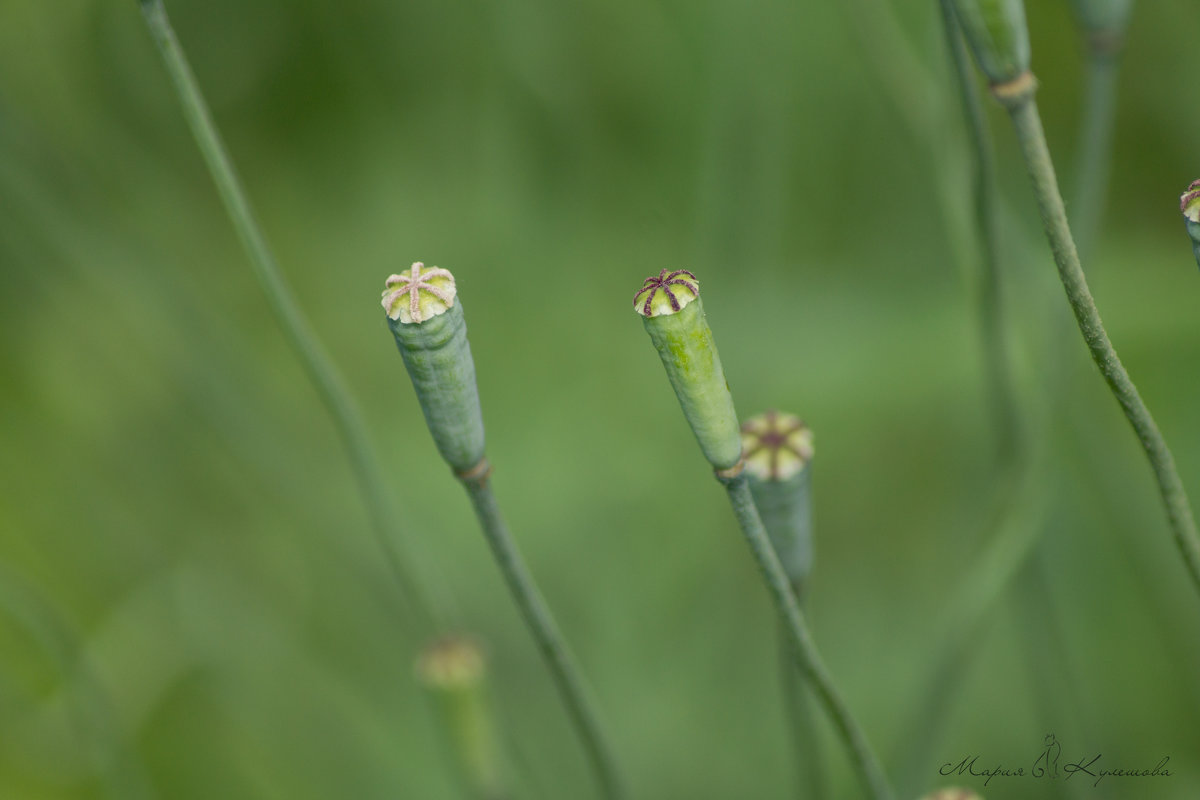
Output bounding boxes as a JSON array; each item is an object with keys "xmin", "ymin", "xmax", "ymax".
[
  {"xmin": 949, "ymin": 0, "xmax": 1031, "ymax": 85},
  {"xmin": 919, "ymin": 789, "xmax": 985, "ymax": 800},
  {"xmin": 417, "ymin": 636, "xmax": 506, "ymax": 800},
  {"xmin": 1182, "ymin": 181, "xmax": 1200, "ymax": 271},
  {"xmin": 383, "ymin": 263, "xmax": 486, "ymax": 473},
  {"xmin": 1068, "ymin": 0, "xmax": 1133, "ymax": 36},
  {"xmin": 741, "ymin": 411, "xmax": 815, "ymax": 599},
  {"xmin": 634, "ymin": 270, "xmax": 742, "ymax": 471}
]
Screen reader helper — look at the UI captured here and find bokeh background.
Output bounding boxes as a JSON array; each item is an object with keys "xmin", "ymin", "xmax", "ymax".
[{"xmin": 1, "ymin": 0, "xmax": 1198, "ymax": 798}]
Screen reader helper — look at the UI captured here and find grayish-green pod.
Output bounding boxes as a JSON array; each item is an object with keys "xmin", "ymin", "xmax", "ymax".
[
  {"xmin": 1068, "ymin": 0, "xmax": 1133, "ymax": 34},
  {"xmin": 742, "ymin": 411, "xmax": 815, "ymax": 598},
  {"xmin": 750, "ymin": 473, "xmax": 813, "ymax": 597},
  {"xmin": 950, "ymin": 0, "xmax": 1031, "ymax": 84},
  {"xmin": 384, "ymin": 264, "xmax": 486, "ymax": 473},
  {"xmin": 635, "ymin": 270, "xmax": 742, "ymax": 471}
]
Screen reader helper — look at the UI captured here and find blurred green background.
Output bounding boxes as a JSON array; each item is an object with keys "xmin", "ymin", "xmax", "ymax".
[{"xmin": 1, "ymin": 0, "xmax": 1198, "ymax": 798}]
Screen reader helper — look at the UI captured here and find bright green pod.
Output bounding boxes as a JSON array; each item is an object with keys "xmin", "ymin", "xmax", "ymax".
[
  {"xmin": 741, "ymin": 411, "xmax": 815, "ymax": 599},
  {"xmin": 949, "ymin": 0, "xmax": 1031, "ymax": 85},
  {"xmin": 417, "ymin": 636, "xmax": 506, "ymax": 800},
  {"xmin": 1068, "ymin": 0, "xmax": 1133, "ymax": 36},
  {"xmin": 383, "ymin": 263, "xmax": 486, "ymax": 473},
  {"xmin": 634, "ymin": 270, "xmax": 742, "ymax": 471},
  {"xmin": 1182, "ymin": 181, "xmax": 1200, "ymax": 271}
]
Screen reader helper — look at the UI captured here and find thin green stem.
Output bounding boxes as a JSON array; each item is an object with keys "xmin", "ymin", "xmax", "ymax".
[
  {"xmin": 839, "ymin": 0, "xmax": 980, "ymax": 286},
  {"xmin": 1070, "ymin": 50, "xmax": 1120, "ymax": 262},
  {"xmin": 777, "ymin": 624, "xmax": 826, "ymax": 799},
  {"xmin": 894, "ymin": 459, "xmax": 1048, "ymax": 794},
  {"xmin": 460, "ymin": 473, "xmax": 627, "ymax": 800},
  {"xmin": 894, "ymin": 15, "xmax": 1031, "ymax": 790},
  {"xmin": 1005, "ymin": 88, "xmax": 1200, "ymax": 601},
  {"xmin": 138, "ymin": 0, "xmax": 441, "ymax": 629},
  {"xmin": 896, "ymin": 14, "xmax": 1097, "ymax": 789},
  {"xmin": 938, "ymin": 0, "xmax": 1021, "ymax": 466},
  {"xmin": 722, "ymin": 475, "xmax": 893, "ymax": 800}
]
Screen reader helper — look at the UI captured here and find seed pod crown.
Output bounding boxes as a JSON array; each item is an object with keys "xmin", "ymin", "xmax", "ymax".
[
  {"xmin": 633, "ymin": 269, "xmax": 699, "ymax": 317},
  {"xmin": 417, "ymin": 636, "xmax": 486, "ymax": 690},
  {"xmin": 741, "ymin": 411, "xmax": 814, "ymax": 482},
  {"xmin": 382, "ymin": 262, "xmax": 457, "ymax": 324}
]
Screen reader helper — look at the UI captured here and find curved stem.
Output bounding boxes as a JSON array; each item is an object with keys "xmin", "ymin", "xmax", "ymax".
[
  {"xmin": 460, "ymin": 474, "xmax": 627, "ymax": 800},
  {"xmin": 898, "ymin": 16, "xmax": 1029, "ymax": 783},
  {"xmin": 938, "ymin": 0, "xmax": 1021, "ymax": 466},
  {"xmin": 722, "ymin": 475, "xmax": 894, "ymax": 800},
  {"xmin": 138, "ymin": 0, "xmax": 441, "ymax": 629},
  {"xmin": 1070, "ymin": 50, "xmax": 1120, "ymax": 262},
  {"xmin": 1005, "ymin": 89, "xmax": 1200, "ymax": 601}
]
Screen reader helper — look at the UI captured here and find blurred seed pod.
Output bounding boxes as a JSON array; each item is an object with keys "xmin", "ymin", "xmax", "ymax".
[
  {"xmin": 948, "ymin": 0, "xmax": 1031, "ymax": 85},
  {"xmin": 1067, "ymin": 0, "xmax": 1133, "ymax": 38},
  {"xmin": 417, "ymin": 636, "xmax": 507, "ymax": 800},
  {"xmin": 634, "ymin": 270, "xmax": 742, "ymax": 471},
  {"xmin": 383, "ymin": 263, "xmax": 487, "ymax": 473},
  {"xmin": 741, "ymin": 411, "xmax": 815, "ymax": 599}
]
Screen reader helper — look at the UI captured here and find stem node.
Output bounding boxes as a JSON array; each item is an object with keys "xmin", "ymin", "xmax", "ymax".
[{"xmin": 990, "ymin": 70, "xmax": 1038, "ymax": 109}]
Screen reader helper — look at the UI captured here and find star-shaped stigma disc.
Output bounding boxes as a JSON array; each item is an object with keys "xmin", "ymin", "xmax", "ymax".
[
  {"xmin": 382, "ymin": 263, "xmax": 457, "ymax": 324},
  {"xmin": 416, "ymin": 636, "xmax": 486, "ymax": 691},
  {"xmin": 632, "ymin": 269, "xmax": 699, "ymax": 317},
  {"xmin": 740, "ymin": 410, "xmax": 814, "ymax": 482}
]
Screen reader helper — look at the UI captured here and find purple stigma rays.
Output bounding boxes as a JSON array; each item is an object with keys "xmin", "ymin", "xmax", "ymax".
[
  {"xmin": 741, "ymin": 410, "xmax": 814, "ymax": 482},
  {"xmin": 632, "ymin": 269, "xmax": 700, "ymax": 318}
]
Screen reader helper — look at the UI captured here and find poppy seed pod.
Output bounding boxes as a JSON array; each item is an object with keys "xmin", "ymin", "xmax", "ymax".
[
  {"xmin": 417, "ymin": 636, "xmax": 505, "ymax": 799},
  {"xmin": 741, "ymin": 411, "xmax": 815, "ymax": 598},
  {"xmin": 1068, "ymin": 0, "xmax": 1133, "ymax": 38},
  {"xmin": 1182, "ymin": 180, "xmax": 1200, "ymax": 270},
  {"xmin": 949, "ymin": 0, "xmax": 1031, "ymax": 86},
  {"xmin": 634, "ymin": 270, "xmax": 742, "ymax": 472},
  {"xmin": 383, "ymin": 263, "xmax": 487, "ymax": 473},
  {"xmin": 417, "ymin": 635, "xmax": 487, "ymax": 690}
]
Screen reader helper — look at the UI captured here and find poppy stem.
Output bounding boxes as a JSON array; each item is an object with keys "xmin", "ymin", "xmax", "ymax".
[
  {"xmin": 459, "ymin": 469, "xmax": 628, "ymax": 800},
  {"xmin": 138, "ymin": 0, "xmax": 443, "ymax": 628},
  {"xmin": 721, "ymin": 473, "xmax": 894, "ymax": 800},
  {"xmin": 1002, "ymin": 82, "xmax": 1200, "ymax": 600}
]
